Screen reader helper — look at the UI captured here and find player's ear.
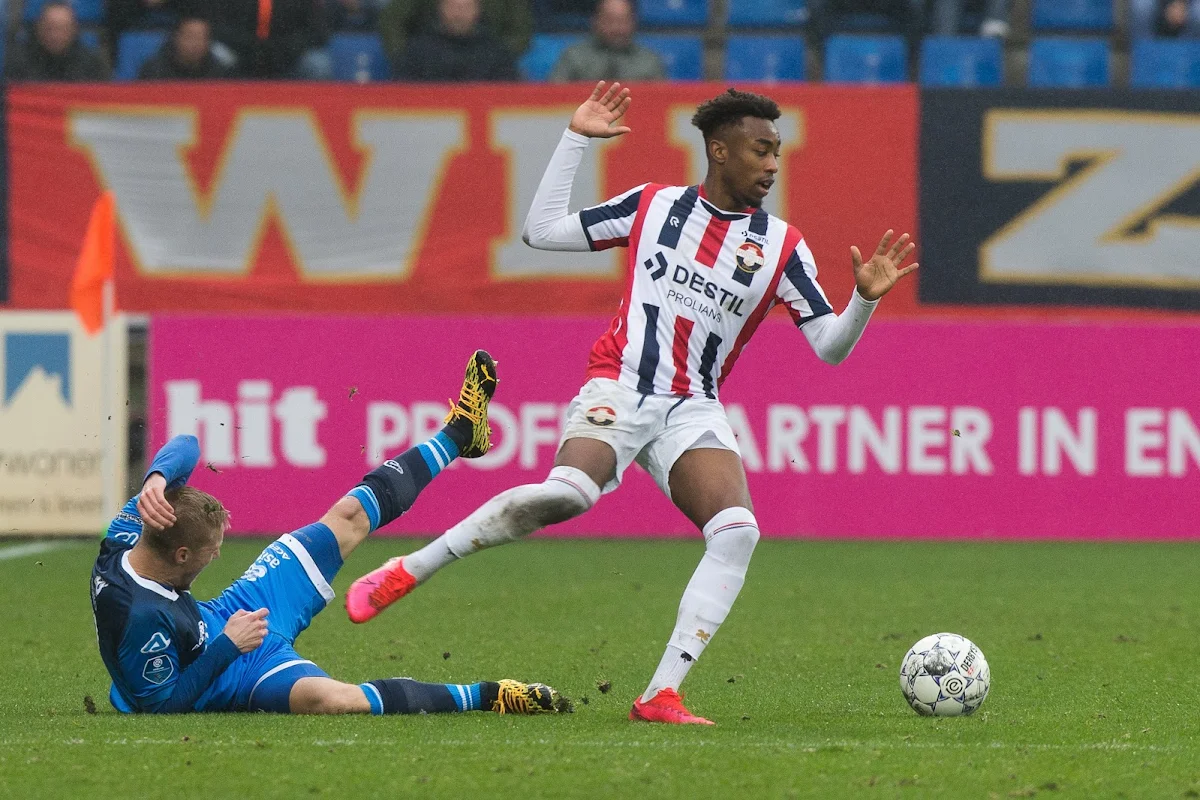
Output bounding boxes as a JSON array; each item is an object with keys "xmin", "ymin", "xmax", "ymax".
[
  {"xmin": 707, "ymin": 137, "xmax": 727, "ymax": 165},
  {"xmin": 175, "ymin": 546, "xmax": 190, "ymax": 566}
]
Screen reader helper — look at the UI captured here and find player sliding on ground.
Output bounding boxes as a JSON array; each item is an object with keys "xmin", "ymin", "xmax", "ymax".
[
  {"xmin": 91, "ymin": 352, "xmax": 570, "ymax": 716},
  {"xmin": 348, "ymin": 84, "xmax": 918, "ymax": 725}
]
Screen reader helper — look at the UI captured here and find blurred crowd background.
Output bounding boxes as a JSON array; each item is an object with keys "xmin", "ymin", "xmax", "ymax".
[{"xmin": 3, "ymin": 0, "xmax": 1200, "ymax": 88}]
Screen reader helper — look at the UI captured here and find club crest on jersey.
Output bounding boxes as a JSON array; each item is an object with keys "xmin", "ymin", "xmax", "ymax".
[
  {"xmin": 735, "ymin": 242, "xmax": 765, "ymax": 274},
  {"xmin": 585, "ymin": 406, "xmax": 617, "ymax": 427}
]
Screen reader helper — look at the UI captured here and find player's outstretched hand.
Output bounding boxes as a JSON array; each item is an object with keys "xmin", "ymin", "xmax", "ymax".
[
  {"xmin": 569, "ymin": 81, "xmax": 632, "ymax": 139},
  {"xmin": 137, "ymin": 472, "xmax": 176, "ymax": 530},
  {"xmin": 224, "ymin": 608, "xmax": 269, "ymax": 654},
  {"xmin": 850, "ymin": 230, "xmax": 918, "ymax": 302}
]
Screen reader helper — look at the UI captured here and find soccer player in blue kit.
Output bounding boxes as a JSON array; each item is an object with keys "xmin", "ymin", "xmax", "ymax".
[{"xmin": 90, "ymin": 351, "xmax": 569, "ymax": 716}]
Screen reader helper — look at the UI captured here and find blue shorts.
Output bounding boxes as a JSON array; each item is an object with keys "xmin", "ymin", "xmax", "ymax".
[{"xmin": 195, "ymin": 523, "xmax": 344, "ymax": 712}]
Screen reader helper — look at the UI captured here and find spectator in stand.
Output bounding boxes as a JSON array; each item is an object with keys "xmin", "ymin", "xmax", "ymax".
[
  {"xmin": 138, "ymin": 16, "xmax": 232, "ymax": 79},
  {"xmin": 379, "ymin": 0, "xmax": 530, "ymax": 65},
  {"xmin": 326, "ymin": 0, "xmax": 385, "ymax": 31},
  {"xmin": 932, "ymin": 0, "xmax": 1009, "ymax": 38},
  {"xmin": 548, "ymin": 0, "xmax": 665, "ymax": 82},
  {"xmin": 106, "ymin": 0, "xmax": 197, "ymax": 63},
  {"xmin": 1130, "ymin": 0, "xmax": 1200, "ymax": 39},
  {"xmin": 6, "ymin": 2, "xmax": 111, "ymax": 81},
  {"xmin": 807, "ymin": 0, "xmax": 925, "ymax": 60},
  {"xmin": 208, "ymin": 0, "xmax": 331, "ymax": 78},
  {"xmin": 393, "ymin": 0, "xmax": 518, "ymax": 81}
]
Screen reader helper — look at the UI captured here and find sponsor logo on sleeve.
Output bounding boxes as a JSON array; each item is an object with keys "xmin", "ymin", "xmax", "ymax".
[
  {"xmin": 142, "ymin": 655, "xmax": 175, "ymax": 685},
  {"xmin": 140, "ymin": 631, "xmax": 172, "ymax": 654}
]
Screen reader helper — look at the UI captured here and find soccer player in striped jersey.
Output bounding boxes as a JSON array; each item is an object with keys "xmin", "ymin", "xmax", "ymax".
[
  {"xmin": 91, "ymin": 352, "xmax": 569, "ymax": 716},
  {"xmin": 347, "ymin": 84, "xmax": 917, "ymax": 725}
]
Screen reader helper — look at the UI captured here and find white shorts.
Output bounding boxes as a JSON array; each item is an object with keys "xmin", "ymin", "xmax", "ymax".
[{"xmin": 559, "ymin": 378, "xmax": 741, "ymax": 498}]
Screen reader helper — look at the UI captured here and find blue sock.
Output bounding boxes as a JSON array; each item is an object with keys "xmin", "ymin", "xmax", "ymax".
[{"xmin": 346, "ymin": 430, "xmax": 461, "ymax": 532}]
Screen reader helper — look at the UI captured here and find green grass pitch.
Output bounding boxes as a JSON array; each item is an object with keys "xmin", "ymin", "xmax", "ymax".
[{"xmin": 2, "ymin": 537, "xmax": 1200, "ymax": 799}]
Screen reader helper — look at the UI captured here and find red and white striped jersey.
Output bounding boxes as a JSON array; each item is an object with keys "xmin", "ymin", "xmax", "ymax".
[{"xmin": 580, "ymin": 183, "xmax": 833, "ymax": 399}]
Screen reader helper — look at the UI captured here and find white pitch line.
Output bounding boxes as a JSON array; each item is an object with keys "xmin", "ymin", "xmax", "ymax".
[{"xmin": 0, "ymin": 541, "xmax": 75, "ymax": 561}]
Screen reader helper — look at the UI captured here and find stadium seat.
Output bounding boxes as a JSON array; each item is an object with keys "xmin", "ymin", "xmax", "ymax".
[
  {"xmin": 519, "ymin": 33, "xmax": 585, "ymax": 81},
  {"xmin": 115, "ymin": 30, "xmax": 167, "ymax": 81},
  {"xmin": 823, "ymin": 34, "xmax": 907, "ymax": 83},
  {"xmin": 1131, "ymin": 39, "xmax": 1200, "ymax": 88},
  {"xmin": 78, "ymin": 28, "xmax": 102, "ymax": 53},
  {"xmin": 724, "ymin": 35, "xmax": 806, "ymax": 82},
  {"xmin": 1031, "ymin": 0, "xmax": 1113, "ymax": 31},
  {"xmin": 637, "ymin": 34, "xmax": 704, "ymax": 80},
  {"xmin": 1027, "ymin": 37, "xmax": 1110, "ymax": 87},
  {"xmin": 328, "ymin": 33, "xmax": 390, "ymax": 82},
  {"xmin": 24, "ymin": 0, "xmax": 104, "ymax": 23},
  {"xmin": 919, "ymin": 36, "xmax": 1002, "ymax": 87},
  {"xmin": 728, "ymin": 0, "xmax": 807, "ymax": 27},
  {"xmin": 638, "ymin": 0, "xmax": 709, "ymax": 27}
]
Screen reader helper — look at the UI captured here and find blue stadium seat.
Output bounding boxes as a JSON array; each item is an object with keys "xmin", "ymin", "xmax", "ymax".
[
  {"xmin": 637, "ymin": 34, "xmax": 704, "ymax": 80},
  {"xmin": 78, "ymin": 28, "xmax": 102, "ymax": 53},
  {"xmin": 728, "ymin": 0, "xmax": 807, "ymax": 27},
  {"xmin": 115, "ymin": 30, "xmax": 167, "ymax": 81},
  {"xmin": 823, "ymin": 34, "xmax": 907, "ymax": 83},
  {"xmin": 1131, "ymin": 39, "xmax": 1200, "ymax": 88},
  {"xmin": 1031, "ymin": 0, "xmax": 1113, "ymax": 31},
  {"xmin": 518, "ymin": 33, "xmax": 585, "ymax": 81},
  {"xmin": 638, "ymin": 0, "xmax": 709, "ymax": 27},
  {"xmin": 919, "ymin": 36, "xmax": 1002, "ymax": 87},
  {"xmin": 725, "ymin": 35, "xmax": 806, "ymax": 82},
  {"xmin": 1027, "ymin": 37, "xmax": 1110, "ymax": 87},
  {"xmin": 24, "ymin": 0, "xmax": 104, "ymax": 23},
  {"xmin": 328, "ymin": 33, "xmax": 390, "ymax": 82}
]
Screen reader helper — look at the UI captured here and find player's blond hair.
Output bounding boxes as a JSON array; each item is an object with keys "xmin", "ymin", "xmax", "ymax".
[{"xmin": 142, "ymin": 487, "xmax": 228, "ymax": 559}]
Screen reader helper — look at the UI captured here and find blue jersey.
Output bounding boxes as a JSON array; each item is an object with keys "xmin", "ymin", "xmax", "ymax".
[{"xmin": 91, "ymin": 436, "xmax": 240, "ymax": 713}]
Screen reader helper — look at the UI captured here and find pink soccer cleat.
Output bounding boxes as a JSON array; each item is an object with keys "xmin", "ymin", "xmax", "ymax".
[
  {"xmin": 346, "ymin": 557, "xmax": 419, "ymax": 623},
  {"xmin": 629, "ymin": 688, "xmax": 715, "ymax": 725}
]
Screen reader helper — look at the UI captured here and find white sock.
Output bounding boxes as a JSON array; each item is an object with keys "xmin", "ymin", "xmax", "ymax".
[
  {"xmin": 402, "ymin": 466, "xmax": 599, "ymax": 582},
  {"xmin": 642, "ymin": 507, "xmax": 760, "ymax": 701}
]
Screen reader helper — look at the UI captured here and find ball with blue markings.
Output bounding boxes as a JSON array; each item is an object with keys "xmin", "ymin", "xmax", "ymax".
[{"xmin": 899, "ymin": 633, "xmax": 990, "ymax": 716}]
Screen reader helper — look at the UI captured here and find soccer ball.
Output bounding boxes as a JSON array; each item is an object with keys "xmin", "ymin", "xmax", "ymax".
[{"xmin": 899, "ymin": 632, "xmax": 990, "ymax": 716}]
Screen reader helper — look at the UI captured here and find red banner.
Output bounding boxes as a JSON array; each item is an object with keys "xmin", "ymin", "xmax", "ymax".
[{"xmin": 6, "ymin": 83, "xmax": 918, "ymax": 316}]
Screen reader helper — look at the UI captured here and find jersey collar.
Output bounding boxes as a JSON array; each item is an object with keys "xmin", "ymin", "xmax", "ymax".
[
  {"xmin": 121, "ymin": 550, "xmax": 179, "ymax": 601},
  {"xmin": 696, "ymin": 184, "xmax": 754, "ymax": 220}
]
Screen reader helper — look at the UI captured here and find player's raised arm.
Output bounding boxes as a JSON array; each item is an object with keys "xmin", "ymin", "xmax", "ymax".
[
  {"xmin": 522, "ymin": 81, "xmax": 638, "ymax": 252},
  {"xmin": 104, "ymin": 435, "xmax": 201, "ymax": 540},
  {"xmin": 776, "ymin": 231, "xmax": 917, "ymax": 366}
]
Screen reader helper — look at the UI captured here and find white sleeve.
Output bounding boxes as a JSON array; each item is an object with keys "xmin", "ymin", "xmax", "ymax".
[
  {"xmin": 521, "ymin": 129, "xmax": 647, "ymax": 252},
  {"xmin": 520, "ymin": 129, "xmax": 593, "ymax": 252},
  {"xmin": 801, "ymin": 290, "xmax": 879, "ymax": 366}
]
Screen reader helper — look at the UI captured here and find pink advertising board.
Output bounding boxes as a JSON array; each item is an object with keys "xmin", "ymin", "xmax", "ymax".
[{"xmin": 148, "ymin": 315, "xmax": 1200, "ymax": 539}]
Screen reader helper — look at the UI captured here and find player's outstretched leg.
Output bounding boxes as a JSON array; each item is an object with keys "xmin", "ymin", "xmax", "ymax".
[
  {"xmin": 347, "ymin": 465, "xmax": 600, "ymax": 622},
  {"xmin": 287, "ymin": 676, "xmax": 572, "ymax": 715}
]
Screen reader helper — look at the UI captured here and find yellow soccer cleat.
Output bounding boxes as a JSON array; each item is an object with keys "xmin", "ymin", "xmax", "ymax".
[
  {"xmin": 444, "ymin": 350, "xmax": 498, "ymax": 459},
  {"xmin": 491, "ymin": 680, "xmax": 573, "ymax": 715}
]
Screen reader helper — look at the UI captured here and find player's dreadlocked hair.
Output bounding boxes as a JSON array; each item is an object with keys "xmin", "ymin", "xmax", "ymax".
[{"xmin": 691, "ymin": 88, "xmax": 781, "ymax": 141}]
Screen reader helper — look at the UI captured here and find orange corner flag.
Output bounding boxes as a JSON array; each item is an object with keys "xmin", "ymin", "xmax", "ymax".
[{"xmin": 69, "ymin": 191, "xmax": 117, "ymax": 335}]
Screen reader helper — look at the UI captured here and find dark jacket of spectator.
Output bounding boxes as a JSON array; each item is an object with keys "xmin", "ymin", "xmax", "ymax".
[
  {"xmin": 137, "ymin": 41, "xmax": 232, "ymax": 79},
  {"xmin": 208, "ymin": 0, "xmax": 328, "ymax": 77},
  {"xmin": 326, "ymin": 0, "xmax": 382, "ymax": 31},
  {"xmin": 380, "ymin": 0, "xmax": 530, "ymax": 61},
  {"xmin": 5, "ymin": 38, "xmax": 111, "ymax": 81},
  {"xmin": 394, "ymin": 25, "xmax": 518, "ymax": 80}
]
